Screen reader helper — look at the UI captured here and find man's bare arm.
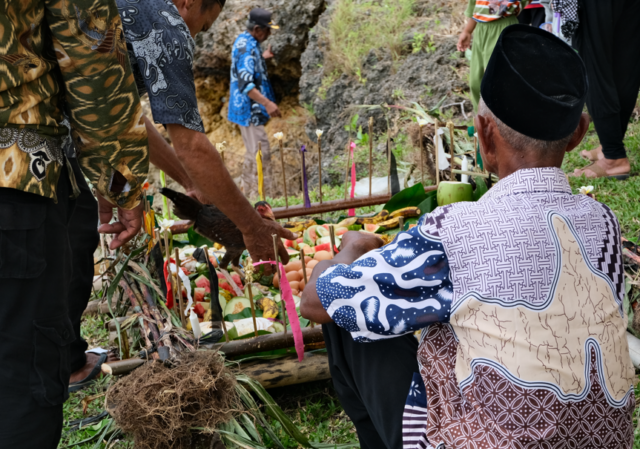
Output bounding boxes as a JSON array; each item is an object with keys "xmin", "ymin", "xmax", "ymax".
[{"xmin": 166, "ymin": 124, "xmax": 294, "ymax": 266}]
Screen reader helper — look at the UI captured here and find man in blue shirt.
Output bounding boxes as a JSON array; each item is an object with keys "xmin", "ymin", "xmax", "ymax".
[{"xmin": 228, "ymin": 8, "xmax": 281, "ymax": 199}]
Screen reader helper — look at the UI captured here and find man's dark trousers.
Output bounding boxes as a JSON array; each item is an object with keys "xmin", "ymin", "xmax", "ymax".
[
  {"xmin": 67, "ymin": 157, "xmax": 100, "ymax": 373},
  {"xmin": 0, "ymin": 165, "xmax": 76, "ymax": 449},
  {"xmin": 323, "ymin": 322, "xmax": 419, "ymax": 449}
]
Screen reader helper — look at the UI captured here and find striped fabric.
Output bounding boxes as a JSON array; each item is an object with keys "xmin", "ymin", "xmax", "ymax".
[
  {"xmin": 471, "ymin": 0, "xmax": 526, "ymax": 22},
  {"xmin": 402, "ymin": 373, "xmax": 431, "ymax": 449}
]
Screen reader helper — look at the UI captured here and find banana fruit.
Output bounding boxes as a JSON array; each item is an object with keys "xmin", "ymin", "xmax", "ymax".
[
  {"xmin": 356, "ymin": 210, "xmax": 390, "ymax": 225},
  {"xmin": 257, "ymin": 297, "xmax": 279, "ymax": 319},
  {"xmin": 283, "ymin": 219, "xmax": 317, "ymax": 233},
  {"xmin": 389, "ymin": 207, "xmax": 421, "ymax": 219}
]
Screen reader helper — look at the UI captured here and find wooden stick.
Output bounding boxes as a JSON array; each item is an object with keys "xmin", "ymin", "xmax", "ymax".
[
  {"xmin": 278, "ymin": 140, "xmax": 288, "ymax": 208},
  {"xmin": 163, "ymin": 231, "xmax": 175, "ymax": 305},
  {"xmin": 419, "ymin": 125, "xmax": 425, "ymax": 185},
  {"xmin": 387, "ymin": 131, "xmax": 392, "ymax": 195},
  {"xmin": 399, "ymin": 217, "xmax": 405, "ymax": 232},
  {"xmin": 369, "ymin": 117, "xmax": 373, "ymax": 197},
  {"xmin": 329, "ymin": 226, "xmax": 337, "ymax": 258},
  {"xmin": 247, "ymin": 283, "xmax": 258, "ymax": 338},
  {"xmin": 317, "ymin": 135, "xmax": 323, "ymax": 204},
  {"xmin": 451, "ymin": 169, "xmax": 490, "ymax": 178},
  {"xmin": 300, "ymin": 249, "xmax": 314, "ymax": 328},
  {"xmin": 344, "ymin": 142, "xmax": 350, "ymax": 201},
  {"xmin": 174, "ymin": 248, "xmax": 187, "ymax": 329},
  {"xmin": 203, "ymin": 247, "xmax": 229, "ymax": 342},
  {"xmin": 272, "ymin": 234, "xmax": 287, "ymax": 334}
]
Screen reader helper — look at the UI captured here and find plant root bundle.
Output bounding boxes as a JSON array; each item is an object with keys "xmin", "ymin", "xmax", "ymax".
[{"xmin": 106, "ymin": 351, "xmax": 238, "ymax": 449}]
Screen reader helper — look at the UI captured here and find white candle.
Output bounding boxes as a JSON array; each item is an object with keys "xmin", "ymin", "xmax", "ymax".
[{"xmin": 461, "ymin": 157, "xmax": 469, "ymax": 183}]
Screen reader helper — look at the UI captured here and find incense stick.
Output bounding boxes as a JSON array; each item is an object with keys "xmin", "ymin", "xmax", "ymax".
[
  {"xmin": 419, "ymin": 124, "xmax": 425, "ymax": 185},
  {"xmin": 369, "ymin": 117, "xmax": 373, "ymax": 197},
  {"xmin": 317, "ymin": 131, "xmax": 323, "ymax": 204},
  {"xmin": 272, "ymin": 234, "xmax": 287, "ymax": 334},
  {"xmin": 174, "ymin": 248, "xmax": 187, "ymax": 329},
  {"xmin": 447, "ymin": 122, "xmax": 455, "ymax": 179},
  {"xmin": 434, "ymin": 122, "xmax": 440, "ymax": 186},
  {"xmin": 344, "ymin": 142, "xmax": 350, "ymax": 201},
  {"xmin": 276, "ymin": 136, "xmax": 288, "ymax": 208},
  {"xmin": 329, "ymin": 226, "xmax": 337, "ymax": 258}
]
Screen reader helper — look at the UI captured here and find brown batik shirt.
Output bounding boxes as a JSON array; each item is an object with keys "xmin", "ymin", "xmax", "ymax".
[{"xmin": 0, "ymin": 0, "xmax": 148, "ymax": 208}]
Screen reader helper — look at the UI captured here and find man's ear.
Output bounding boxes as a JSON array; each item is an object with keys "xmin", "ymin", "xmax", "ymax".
[
  {"xmin": 183, "ymin": 0, "xmax": 197, "ymax": 11},
  {"xmin": 475, "ymin": 113, "xmax": 498, "ymax": 173},
  {"xmin": 564, "ymin": 113, "xmax": 590, "ymax": 153}
]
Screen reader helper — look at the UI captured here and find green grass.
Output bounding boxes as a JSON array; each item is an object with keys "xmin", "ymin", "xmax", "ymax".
[
  {"xmin": 323, "ymin": 0, "xmax": 415, "ymax": 77},
  {"xmin": 562, "ymin": 119, "xmax": 640, "ymax": 241}
]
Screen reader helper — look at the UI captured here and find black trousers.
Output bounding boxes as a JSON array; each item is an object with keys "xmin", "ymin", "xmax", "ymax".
[
  {"xmin": 0, "ymin": 166, "xmax": 76, "ymax": 449},
  {"xmin": 517, "ymin": 7, "xmax": 545, "ymax": 28},
  {"xmin": 323, "ymin": 323, "xmax": 419, "ymax": 449},
  {"xmin": 67, "ymin": 158, "xmax": 100, "ymax": 373},
  {"xmin": 573, "ymin": 0, "xmax": 640, "ymax": 160}
]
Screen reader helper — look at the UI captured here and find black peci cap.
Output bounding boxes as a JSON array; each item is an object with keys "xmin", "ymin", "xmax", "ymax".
[
  {"xmin": 249, "ymin": 8, "xmax": 279, "ymax": 29},
  {"xmin": 481, "ymin": 24, "xmax": 588, "ymax": 141}
]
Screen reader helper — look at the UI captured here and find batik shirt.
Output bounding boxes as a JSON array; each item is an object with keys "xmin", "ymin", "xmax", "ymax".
[
  {"xmin": 318, "ymin": 167, "xmax": 635, "ymax": 448},
  {"xmin": 0, "ymin": 0, "xmax": 148, "ymax": 208},
  {"xmin": 116, "ymin": 0, "xmax": 204, "ymax": 133},
  {"xmin": 466, "ymin": 0, "xmax": 530, "ymax": 22},
  {"xmin": 228, "ymin": 32, "xmax": 276, "ymax": 128}
]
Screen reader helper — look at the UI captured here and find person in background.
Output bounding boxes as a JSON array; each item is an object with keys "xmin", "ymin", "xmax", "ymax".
[
  {"xmin": 0, "ymin": 0, "xmax": 149, "ymax": 446},
  {"xmin": 518, "ymin": 0, "xmax": 546, "ymax": 28},
  {"xmin": 457, "ymin": 0, "xmax": 529, "ymax": 110},
  {"xmin": 228, "ymin": 8, "xmax": 281, "ymax": 200},
  {"xmin": 570, "ymin": 0, "xmax": 640, "ymax": 180},
  {"xmin": 302, "ymin": 25, "xmax": 635, "ymax": 449}
]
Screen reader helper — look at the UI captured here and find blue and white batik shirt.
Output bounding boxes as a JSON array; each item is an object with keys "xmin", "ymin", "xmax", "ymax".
[{"xmin": 227, "ymin": 32, "xmax": 276, "ymax": 128}]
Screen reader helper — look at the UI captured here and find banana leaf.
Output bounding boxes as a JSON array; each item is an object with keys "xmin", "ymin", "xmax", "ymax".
[
  {"xmin": 472, "ymin": 176, "xmax": 489, "ymax": 201},
  {"xmin": 188, "ymin": 227, "xmax": 214, "ymax": 248},
  {"xmin": 416, "ymin": 190, "xmax": 438, "ymax": 216},
  {"xmin": 383, "ymin": 183, "xmax": 428, "ymax": 213}
]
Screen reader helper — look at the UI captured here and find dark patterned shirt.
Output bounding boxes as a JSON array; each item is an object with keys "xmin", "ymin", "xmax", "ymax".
[
  {"xmin": 0, "ymin": 0, "xmax": 149, "ymax": 208},
  {"xmin": 116, "ymin": 0, "xmax": 205, "ymax": 133}
]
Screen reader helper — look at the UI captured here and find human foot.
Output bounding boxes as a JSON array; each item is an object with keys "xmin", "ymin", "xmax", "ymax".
[
  {"xmin": 571, "ymin": 157, "xmax": 631, "ymax": 179},
  {"xmin": 579, "ymin": 145, "xmax": 604, "ymax": 162}
]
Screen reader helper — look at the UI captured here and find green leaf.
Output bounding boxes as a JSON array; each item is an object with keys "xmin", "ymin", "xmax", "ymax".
[
  {"xmin": 224, "ymin": 308, "xmax": 264, "ymax": 322},
  {"xmin": 384, "ymin": 183, "xmax": 428, "ymax": 213},
  {"xmin": 188, "ymin": 227, "xmax": 214, "ymax": 247},
  {"xmin": 472, "ymin": 176, "xmax": 489, "ymax": 201},
  {"xmin": 347, "ymin": 224, "xmax": 363, "ymax": 231},
  {"xmin": 416, "ymin": 190, "xmax": 438, "ymax": 215}
]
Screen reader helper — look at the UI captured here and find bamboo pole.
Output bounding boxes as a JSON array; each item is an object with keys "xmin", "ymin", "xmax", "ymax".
[
  {"xmin": 300, "ymin": 249, "xmax": 314, "ymax": 328},
  {"xmin": 278, "ymin": 139, "xmax": 288, "ymax": 208},
  {"xmin": 329, "ymin": 226, "xmax": 337, "ymax": 258},
  {"xmin": 174, "ymin": 248, "xmax": 187, "ymax": 328},
  {"xmin": 317, "ymin": 134, "xmax": 323, "ymax": 204},
  {"xmin": 272, "ymin": 234, "xmax": 287, "ymax": 333},
  {"xmin": 203, "ymin": 247, "xmax": 229, "ymax": 342},
  {"xmin": 369, "ymin": 117, "xmax": 373, "ymax": 197}
]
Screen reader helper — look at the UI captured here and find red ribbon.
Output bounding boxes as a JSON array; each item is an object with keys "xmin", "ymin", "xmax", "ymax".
[
  {"xmin": 253, "ymin": 261, "xmax": 305, "ymax": 362},
  {"xmin": 163, "ymin": 258, "xmax": 174, "ymax": 309}
]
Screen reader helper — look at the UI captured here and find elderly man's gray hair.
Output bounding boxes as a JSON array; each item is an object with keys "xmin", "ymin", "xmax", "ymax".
[{"xmin": 478, "ymin": 98, "xmax": 574, "ymax": 155}]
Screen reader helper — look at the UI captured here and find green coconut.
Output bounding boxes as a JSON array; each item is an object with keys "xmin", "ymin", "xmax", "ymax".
[{"xmin": 437, "ymin": 181, "xmax": 473, "ymax": 207}]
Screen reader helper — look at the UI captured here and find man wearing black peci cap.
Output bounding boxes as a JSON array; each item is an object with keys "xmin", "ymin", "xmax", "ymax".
[
  {"xmin": 228, "ymin": 8, "xmax": 281, "ymax": 199},
  {"xmin": 302, "ymin": 24, "xmax": 635, "ymax": 448}
]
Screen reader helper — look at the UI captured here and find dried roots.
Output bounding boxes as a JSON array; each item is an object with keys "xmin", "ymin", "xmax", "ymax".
[{"xmin": 106, "ymin": 351, "xmax": 238, "ymax": 449}]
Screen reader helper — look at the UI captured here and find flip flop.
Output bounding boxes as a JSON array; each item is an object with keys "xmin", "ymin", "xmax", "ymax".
[
  {"xmin": 68, "ymin": 352, "xmax": 108, "ymax": 393},
  {"xmin": 569, "ymin": 162, "xmax": 630, "ymax": 180},
  {"xmin": 580, "ymin": 148, "xmax": 601, "ymax": 162}
]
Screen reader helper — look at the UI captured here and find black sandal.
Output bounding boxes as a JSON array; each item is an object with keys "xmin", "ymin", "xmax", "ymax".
[{"xmin": 68, "ymin": 352, "xmax": 108, "ymax": 393}]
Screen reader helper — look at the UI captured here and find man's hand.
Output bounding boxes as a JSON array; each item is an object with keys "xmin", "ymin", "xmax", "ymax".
[
  {"xmin": 243, "ymin": 218, "xmax": 296, "ymax": 274},
  {"xmin": 265, "ymin": 101, "xmax": 281, "ymax": 118},
  {"xmin": 340, "ymin": 231, "xmax": 384, "ymax": 256},
  {"xmin": 457, "ymin": 30, "xmax": 472, "ymax": 51},
  {"xmin": 262, "ymin": 44, "xmax": 275, "ymax": 59},
  {"xmin": 97, "ymin": 193, "xmax": 144, "ymax": 250}
]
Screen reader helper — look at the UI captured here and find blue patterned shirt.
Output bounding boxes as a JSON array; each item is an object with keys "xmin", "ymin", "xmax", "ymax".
[
  {"xmin": 228, "ymin": 32, "xmax": 276, "ymax": 127},
  {"xmin": 317, "ymin": 217, "xmax": 453, "ymax": 342}
]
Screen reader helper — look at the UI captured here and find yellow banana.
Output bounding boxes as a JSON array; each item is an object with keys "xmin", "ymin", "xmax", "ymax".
[{"xmin": 357, "ymin": 210, "xmax": 390, "ymax": 225}]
